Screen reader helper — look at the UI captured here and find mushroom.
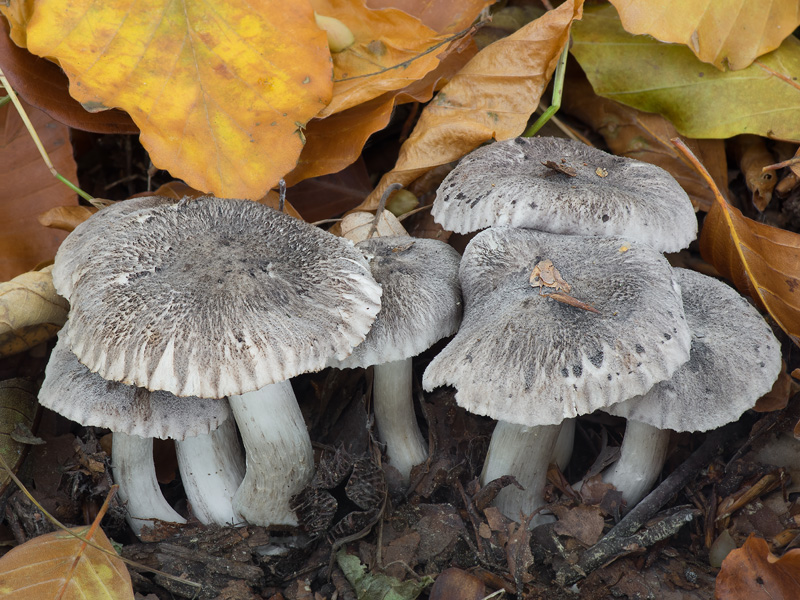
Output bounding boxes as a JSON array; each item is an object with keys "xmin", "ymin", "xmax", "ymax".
[
  {"xmin": 39, "ymin": 327, "xmax": 242, "ymax": 535},
  {"xmin": 330, "ymin": 234, "xmax": 462, "ymax": 482},
  {"xmin": 423, "ymin": 227, "xmax": 692, "ymax": 522},
  {"xmin": 601, "ymin": 268, "xmax": 782, "ymax": 506},
  {"xmin": 56, "ymin": 196, "xmax": 381, "ymax": 527},
  {"xmin": 432, "ymin": 136, "xmax": 697, "ymax": 253}
]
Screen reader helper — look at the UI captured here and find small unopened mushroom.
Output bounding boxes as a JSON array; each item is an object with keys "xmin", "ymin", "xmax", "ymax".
[
  {"xmin": 423, "ymin": 227, "xmax": 691, "ymax": 522},
  {"xmin": 39, "ymin": 327, "xmax": 242, "ymax": 535},
  {"xmin": 330, "ymin": 234, "xmax": 462, "ymax": 482},
  {"xmin": 57, "ymin": 197, "xmax": 382, "ymax": 527},
  {"xmin": 602, "ymin": 269, "xmax": 781, "ymax": 506},
  {"xmin": 432, "ymin": 137, "xmax": 697, "ymax": 253}
]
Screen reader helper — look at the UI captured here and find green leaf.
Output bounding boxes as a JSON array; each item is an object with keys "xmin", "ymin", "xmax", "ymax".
[
  {"xmin": 336, "ymin": 550, "xmax": 433, "ymax": 600},
  {"xmin": 571, "ymin": 5, "xmax": 800, "ymax": 142}
]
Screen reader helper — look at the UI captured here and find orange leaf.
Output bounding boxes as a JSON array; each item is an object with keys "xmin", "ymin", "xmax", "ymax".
[
  {"xmin": 38, "ymin": 206, "xmax": 97, "ymax": 232},
  {"xmin": 609, "ymin": 0, "xmax": 800, "ymax": 71},
  {"xmin": 24, "ymin": 0, "xmax": 332, "ymax": 199},
  {"xmin": 313, "ymin": 0, "xmax": 479, "ymax": 117},
  {"xmin": 716, "ymin": 534, "xmax": 800, "ymax": 599},
  {"xmin": 0, "ymin": 97, "xmax": 78, "ymax": 281},
  {"xmin": 367, "ymin": 0, "xmax": 492, "ymax": 34},
  {"xmin": 0, "ymin": 525, "xmax": 133, "ymax": 599},
  {"xmin": 360, "ymin": 0, "xmax": 584, "ymax": 209}
]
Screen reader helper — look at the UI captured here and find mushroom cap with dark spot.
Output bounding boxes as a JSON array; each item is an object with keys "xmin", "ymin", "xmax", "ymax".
[
  {"xmin": 606, "ymin": 269, "xmax": 781, "ymax": 432},
  {"xmin": 331, "ymin": 236, "xmax": 462, "ymax": 369},
  {"xmin": 61, "ymin": 197, "xmax": 382, "ymax": 398},
  {"xmin": 52, "ymin": 196, "xmax": 179, "ymax": 301},
  {"xmin": 432, "ymin": 137, "xmax": 697, "ymax": 253},
  {"xmin": 422, "ymin": 227, "xmax": 692, "ymax": 426},
  {"xmin": 39, "ymin": 328, "xmax": 229, "ymax": 440}
]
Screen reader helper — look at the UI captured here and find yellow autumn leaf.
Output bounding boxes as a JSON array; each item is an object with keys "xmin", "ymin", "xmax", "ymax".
[
  {"xmin": 312, "ymin": 0, "xmax": 475, "ymax": 117},
  {"xmin": 0, "ymin": 524, "xmax": 133, "ymax": 600},
  {"xmin": 608, "ymin": 0, "xmax": 800, "ymax": 70},
  {"xmin": 361, "ymin": 0, "xmax": 584, "ymax": 209},
  {"xmin": 0, "ymin": 265, "xmax": 68, "ymax": 358},
  {"xmin": 23, "ymin": 0, "xmax": 333, "ymax": 199}
]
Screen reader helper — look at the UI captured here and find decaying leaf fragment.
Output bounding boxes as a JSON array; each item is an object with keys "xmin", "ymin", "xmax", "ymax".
[
  {"xmin": 730, "ymin": 135, "xmax": 778, "ymax": 211},
  {"xmin": 716, "ymin": 534, "xmax": 800, "ymax": 599},
  {"xmin": 361, "ymin": 0, "xmax": 584, "ymax": 209},
  {"xmin": 337, "ymin": 550, "xmax": 434, "ymax": 600},
  {"xmin": 0, "ymin": 523, "xmax": 134, "ymax": 599},
  {"xmin": 23, "ymin": 0, "xmax": 333, "ymax": 199},
  {"xmin": 0, "ymin": 265, "xmax": 68, "ymax": 358},
  {"xmin": 608, "ymin": 0, "xmax": 800, "ymax": 71},
  {"xmin": 0, "ymin": 378, "xmax": 38, "ymax": 495}
]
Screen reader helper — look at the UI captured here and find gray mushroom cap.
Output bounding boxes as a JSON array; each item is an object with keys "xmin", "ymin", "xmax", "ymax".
[
  {"xmin": 330, "ymin": 236, "xmax": 463, "ymax": 369},
  {"xmin": 432, "ymin": 137, "xmax": 697, "ymax": 253},
  {"xmin": 52, "ymin": 196, "xmax": 178, "ymax": 301},
  {"xmin": 39, "ymin": 328, "xmax": 230, "ymax": 440},
  {"xmin": 422, "ymin": 227, "xmax": 692, "ymax": 426},
  {"xmin": 62, "ymin": 197, "xmax": 382, "ymax": 398},
  {"xmin": 606, "ymin": 269, "xmax": 781, "ymax": 432}
]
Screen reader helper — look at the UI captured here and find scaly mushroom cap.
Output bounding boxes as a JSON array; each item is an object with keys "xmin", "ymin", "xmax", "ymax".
[
  {"xmin": 422, "ymin": 227, "xmax": 692, "ymax": 426},
  {"xmin": 432, "ymin": 137, "xmax": 697, "ymax": 253},
  {"xmin": 62, "ymin": 197, "xmax": 382, "ymax": 398},
  {"xmin": 52, "ymin": 196, "xmax": 178, "ymax": 301},
  {"xmin": 331, "ymin": 236, "xmax": 462, "ymax": 368},
  {"xmin": 606, "ymin": 269, "xmax": 781, "ymax": 431},
  {"xmin": 39, "ymin": 328, "xmax": 230, "ymax": 440}
]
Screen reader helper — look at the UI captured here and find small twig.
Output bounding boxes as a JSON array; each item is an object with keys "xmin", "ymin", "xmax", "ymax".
[
  {"xmin": 278, "ymin": 178, "xmax": 286, "ymax": 213},
  {"xmin": 544, "ymin": 291, "xmax": 601, "ymax": 314},
  {"xmin": 762, "ymin": 156, "xmax": 800, "ymax": 172},
  {"xmin": 367, "ymin": 183, "xmax": 402, "ymax": 239},
  {"xmin": 0, "ymin": 68, "xmax": 98, "ymax": 206},
  {"xmin": 396, "ymin": 203, "xmax": 433, "ymax": 222}
]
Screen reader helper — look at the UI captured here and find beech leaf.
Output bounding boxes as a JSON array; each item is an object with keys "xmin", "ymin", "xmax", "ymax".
[
  {"xmin": 0, "ymin": 524, "xmax": 133, "ymax": 599},
  {"xmin": 367, "ymin": 0, "xmax": 491, "ymax": 34},
  {"xmin": 24, "ymin": 0, "xmax": 332, "ymax": 199},
  {"xmin": 361, "ymin": 0, "xmax": 584, "ymax": 209},
  {"xmin": 608, "ymin": 0, "xmax": 800, "ymax": 71},
  {"xmin": 716, "ymin": 534, "xmax": 800, "ymax": 599},
  {"xmin": 571, "ymin": 5, "xmax": 800, "ymax": 142},
  {"xmin": 1, "ymin": 96, "xmax": 78, "ymax": 281}
]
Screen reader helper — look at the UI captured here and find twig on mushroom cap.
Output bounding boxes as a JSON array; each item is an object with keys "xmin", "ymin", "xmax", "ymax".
[{"xmin": 424, "ymin": 228, "xmax": 692, "ymax": 523}]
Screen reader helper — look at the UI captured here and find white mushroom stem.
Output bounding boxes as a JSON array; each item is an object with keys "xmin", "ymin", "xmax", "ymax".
[
  {"xmin": 373, "ymin": 359, "xmax": 428, "ymax": 483},
  {"xmin": 175, "ymin": 417, "xmax": 246, "ymax": 526},
  {"xmin": 601, "ymin": 419, "xmax": 671, "ymax": 507},
  {"xmin": 480, "ymin": 421, "xmax": 561, "ymax": 525},
  {"xmin": 229, "ymin": 379, "xmax": 314, "ymax": 527},
  {"xmin": 112, "ymin": 432, "xmax": 186, "ymax": 538},
  {"xmin": 552, "ymin": 417, "xmax": 575, "ymax": 472}
]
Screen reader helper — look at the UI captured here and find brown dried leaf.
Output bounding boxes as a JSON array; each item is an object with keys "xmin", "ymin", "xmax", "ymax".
[
  {"xmin": 0, "ymin": 379, "xmax": 38, "ymax": 495},
  {"xmin": 360, "ymin": 0, "xmax": 585, "ymax": 210},
  {"xmin": 37, "ymin": 205, "xmax": 97, "ymax": 232},
  {"xmin": 367, "ymin": 0, "xmax": 491, "ymax": 34},
  {"xmin": 0, "ymin": 96, "xmax": 78, "ymax": 281},
  {"xmin": 0, "ymin": 523, "xmax": 133, "ymax": 599},
  {"xmin": 699, "ymin": 191, "xmax": 800, "ymax": 345},
  {"xmin": 0, "ymin": 18, "xmax": 137, "ymax": 133},
  {"xmin": 552, "ymin": 504, "xmax": 606, "ymax": 546},
  {"xmin": 716, "ymin": 534, "xmax": 800, "ymax": 599},
  {"xmin": 561, "ymin": 64, "xmax": 727, "ymax": 212},
  {"xmin": 731, "ymin": 134, "xmax": 778, "ymax": 212},
  {"xmin": 0, "ymin": 265, "xmax": 67, "ymax": 358}
]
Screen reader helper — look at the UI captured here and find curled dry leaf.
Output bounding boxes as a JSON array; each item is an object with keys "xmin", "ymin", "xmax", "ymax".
[
  {"xmin": 731, "ymin": 134, "xmax": 778, "ymax": 212},
  {"xmin": 23, "ymin": 0, "xmax": 332, "ymax": 199},
  {"xmin": 0, "ymin": 379, "xmax": 37, "ymax": 495},
  {"xmin": 608, "ymin": 0, "xmax": 800, "ymax": 71},
  {"xmin": 561, "ymin": 64, "xmax": 727, "ymax": 212},
  {"xmin": 361, "ymin": 0, "xmax": 585, "ymax": 209},
  {"xmin": 37, "ymin": 205, "xmax": 97, "ymax": 232},
  {"xmin": 367, "ymin": 0, "xmax": 491, "ymax": 34},
  {"xmin": 0, "ymin": 96, "xmax": 78, "ymax": 281},
  {"xmin": 0, "ymin": 265, "xmax": 68, "ymax": 358},
  {"xmin": 0, "ymin": 524, "xmax": 133, "ymax": 599},
  {"xmin": 716, "ymin": 534, "xmax": 800, "ymax": 599},
  {"xmin": 572, "ymin": 5, "xmax": 800, "ymax": 142}
]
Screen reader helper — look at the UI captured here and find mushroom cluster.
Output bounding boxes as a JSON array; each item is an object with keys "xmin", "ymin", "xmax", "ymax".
[
  {"xmin": 43, "ymin": 195, "xmax": 383, "ymax": 533},
  {"xmin": 423, "ymin": 136, "xmax": 781, "ymax": 520}
]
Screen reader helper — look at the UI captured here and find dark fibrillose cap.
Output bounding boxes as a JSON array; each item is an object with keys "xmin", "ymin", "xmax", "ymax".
[
  {"xmin": 60, "ymin": 197, "xmax": 382, "ymax": 398},
  {"xmin": 331, "ymin": 236, "xmax": 462, "ymax": 369},
  {"xmin": 39, "ymin": 328, "xmax": 230, "ymax": 440},
  {"xmin": 606, "ymin": 268, "xmax": 782, "ymax": 431},
  {"xmin": 423, "ymin": 227, "xmax": 692, "ymax": 426},
  {"xmin": 432, "ymin": 137, "xmax": 697, "ymax": 253}
]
